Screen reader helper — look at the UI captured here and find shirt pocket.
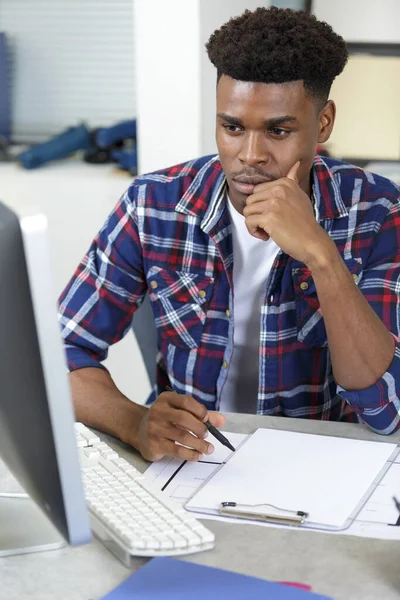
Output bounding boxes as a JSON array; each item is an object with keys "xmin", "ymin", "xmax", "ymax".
[
  {"xmin": 147, "ymin": 266, "xmax": 214, "ymax": 349},
  {"xmin": 293, "ymin": 257, "xmax": 363, "ymax": 348}
]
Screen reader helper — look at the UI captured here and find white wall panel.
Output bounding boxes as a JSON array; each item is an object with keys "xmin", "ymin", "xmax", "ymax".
[
  {"xmin": 133, "ymin": 0, "xmax": 202, "ymax": 174},
  {"xmin": 200, "ymin": 0, "xmax": 269, "ymax": 157},
  {"xmin": 313, "ymin": 0, "xmax": 400, "ymax": 43},
  {"xmin": 134, "ymin": 0, "xmax": 269, "ymax": 174}
]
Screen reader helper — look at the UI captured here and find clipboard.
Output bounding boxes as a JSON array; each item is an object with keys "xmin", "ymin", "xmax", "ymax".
[{"xmin": 184, "ymin": 428, "xmax": 398, "ymax": 532}]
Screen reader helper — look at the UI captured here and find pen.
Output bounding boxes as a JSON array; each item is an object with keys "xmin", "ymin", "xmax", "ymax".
[
  {"xmin": 165, "ymin": 386, "xmax": 235, "ymax": 452},
  {"xmin": 394, "ymin": 496, "xmax": 400, "ymax": 513}
]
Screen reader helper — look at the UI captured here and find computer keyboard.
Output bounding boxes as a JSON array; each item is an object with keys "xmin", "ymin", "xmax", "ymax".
[{"xmin": 75, "ymin": 423, "xmax": 215, "ymax": 566}]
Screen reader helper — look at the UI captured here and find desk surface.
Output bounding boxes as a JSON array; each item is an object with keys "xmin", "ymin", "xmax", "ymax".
[{"xmin": 1, "ymin": 414, "xmax": 400, "ymax": 600}]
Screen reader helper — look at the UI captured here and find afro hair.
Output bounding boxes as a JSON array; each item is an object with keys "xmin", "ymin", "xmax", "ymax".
[{"xmin": 206, "ymin": 6, "xmax": 348, "ymax": 102}]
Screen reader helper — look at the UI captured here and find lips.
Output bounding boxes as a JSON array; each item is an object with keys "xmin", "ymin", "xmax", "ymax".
[{"xmin": 232, "ymin": 176, "xmax": 273, "ymax": 196}]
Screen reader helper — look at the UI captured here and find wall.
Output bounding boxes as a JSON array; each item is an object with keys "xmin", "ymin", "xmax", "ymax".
[
  {"xmin": 313, "ymin": 0, "xmax": 400, "ymax": 43},
  {"xmin": 328, "ymin": 56, "xmax": 400, "ymax": 160},
  {"xmin": 134, "ymin": 0, "xmax": 268, "ymax": 174},
  {"xmin": 133, "ymin": 0, "xmax": 202, "ymax": 174},
  {"xmin": 313, "ymin": 0, "xmax": 400, "ymax": 160},
  {"xmin": 199, "ymin": 0, "xmax": 269, "ymax": 158}
]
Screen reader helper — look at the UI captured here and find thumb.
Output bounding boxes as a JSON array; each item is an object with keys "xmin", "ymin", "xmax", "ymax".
[
  {"xmin": 286, "ymin": 160, "xmax": 300, "ymax": 182},
  {"xmin": 207, "ymin": 411, "xmax": 226, "ymax": 429}
]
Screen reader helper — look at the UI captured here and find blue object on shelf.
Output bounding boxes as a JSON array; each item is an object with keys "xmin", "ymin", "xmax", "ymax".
[
  {"xmin": 95, "ymin": 119, "xmax": 136, "ymax": 148},
  {"xmin": 111, "ymin": 147, "xmax": 137, "ymax": 172},
  {"xmin": 18, "ymin": 124, "xmax": 91, "ymax": 169},
  {"xmin": 0, "ymin": 32, "xmax": 11, "ymax": 143}
]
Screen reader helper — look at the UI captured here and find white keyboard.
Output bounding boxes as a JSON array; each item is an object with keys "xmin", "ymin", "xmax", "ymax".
[{"xmin": 75, "ymin": 423, "xmax": 215, "ymax": 566}]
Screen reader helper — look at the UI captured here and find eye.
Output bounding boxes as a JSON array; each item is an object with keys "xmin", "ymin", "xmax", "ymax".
[
  {"xmin": 269, "ymin": 128, "xmax": 290, "ymax": 138},
  {"xmin": 222, "ymin": 124, "xmax": 243, "ymax": 133}
]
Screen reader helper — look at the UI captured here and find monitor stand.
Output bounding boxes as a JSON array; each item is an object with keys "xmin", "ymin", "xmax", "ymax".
[{"xmin": 0, "ymin": 496, "xmax": 65, "ymax": 557}]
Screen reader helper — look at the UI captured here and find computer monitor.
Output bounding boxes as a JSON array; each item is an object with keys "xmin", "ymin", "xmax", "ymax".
[{"xmin": 0, "ymin": 200, "xmax": 91, "ymax": 556}]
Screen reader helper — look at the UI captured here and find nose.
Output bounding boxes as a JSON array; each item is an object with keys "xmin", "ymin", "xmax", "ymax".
[{"xmin": 237, "ymin": 131, "xmax": 269, "ymax": 167}]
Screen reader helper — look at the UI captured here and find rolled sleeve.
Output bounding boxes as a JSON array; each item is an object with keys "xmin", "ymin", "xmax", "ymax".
[
  {"xmin": 338, "ymin": 341, "xmax": 400, "ymax": 434},
  {"xmin": 58, "ymin": 182, "xmax": 146, "ymax": 371},
  {"xmin": 63, "ymin": 344, "xmax": 109, "ymax": 373}
]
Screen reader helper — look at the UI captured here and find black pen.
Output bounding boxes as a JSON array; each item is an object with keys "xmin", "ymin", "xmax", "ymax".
[
  {"xmin": 166, "ymin": 386, "xmax": 235, "ymax": 452},
  {"xmin": 394, "ymin": 496, "xmax": 400, "ymax": 513}
]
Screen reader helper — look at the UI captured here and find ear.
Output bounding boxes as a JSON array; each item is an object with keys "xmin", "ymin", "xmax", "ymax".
[{"xmin": 317, "ymin": 100, "xmax": 336, "ymax": 144}]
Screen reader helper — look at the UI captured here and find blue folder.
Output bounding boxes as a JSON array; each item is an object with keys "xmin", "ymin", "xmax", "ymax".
[{"xmin": 101, "ymin": 557, "xmax": 331, "ymax": 599}]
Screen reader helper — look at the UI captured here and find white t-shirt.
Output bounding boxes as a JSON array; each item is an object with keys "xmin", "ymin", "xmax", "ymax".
[{"xmin": 219, "ymin": 197, "xmax": 280, "ymax": 413}]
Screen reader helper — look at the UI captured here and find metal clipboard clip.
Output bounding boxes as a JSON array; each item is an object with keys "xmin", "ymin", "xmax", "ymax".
[{"xmin": 219, "ymin": 501, "xmax": 309, "ymax": 526}]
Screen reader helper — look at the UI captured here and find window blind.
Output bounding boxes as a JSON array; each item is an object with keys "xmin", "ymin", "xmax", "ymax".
[{"xmin": 0, "ymin": 0, "xmax": 135, "ymax": 142}]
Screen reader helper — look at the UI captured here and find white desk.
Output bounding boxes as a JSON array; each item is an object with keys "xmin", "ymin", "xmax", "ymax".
[{"xmin": 1, "ymin": 415, "xmax": 400, "ymax": 600}]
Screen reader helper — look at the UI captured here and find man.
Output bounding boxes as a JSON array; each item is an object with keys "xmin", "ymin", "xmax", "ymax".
[{"xmin": 59, "ymin": 7, "xmax": 400, "ymax": 463}]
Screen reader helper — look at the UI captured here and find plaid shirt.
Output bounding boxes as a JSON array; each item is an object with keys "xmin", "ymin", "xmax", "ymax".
[{"xmin": 59, "ymin": 155, "xmax": 400, "ymax": 434}]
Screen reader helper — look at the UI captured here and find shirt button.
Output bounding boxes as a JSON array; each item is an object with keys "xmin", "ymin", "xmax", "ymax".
[
  {"xmin": 300, "ymin": 281, "xmax": 309, "ymax": 291},
  {"xmin": 150, "ymin": 280, "xmax": 158, "ymax": 290},
  {"xmin": 225, "ymin": 309, "xmax": 230, "ymax": 318},
  {"xmin": 198, "ymin": 290, "xmax": 206, "ymax": 299},
  {"xmin": 222, "ymin": 360, "xmax": 228, "ymax": 369}
]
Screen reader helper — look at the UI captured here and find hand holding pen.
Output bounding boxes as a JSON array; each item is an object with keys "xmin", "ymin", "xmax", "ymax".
[
  {"xmin": 132, "ymin": 385, "xmax": 226, "ymax": 462},
  {"xmin": 166, "ymin": 386, "xmax": 235, "ymax": 452},
  {"xmin": 166, "ymin": 386, "xmax": 235, "ymax": 453}
]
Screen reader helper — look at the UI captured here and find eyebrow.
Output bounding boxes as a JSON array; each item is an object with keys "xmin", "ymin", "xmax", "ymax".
[{"xmin": 217, "ymin": 113, "xmax": 298, "ymax": 127}]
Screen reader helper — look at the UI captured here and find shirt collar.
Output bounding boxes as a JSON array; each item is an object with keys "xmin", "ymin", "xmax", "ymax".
[
  {"xmin": 175, "ymin": 154, "xmax": 349, "ymax": 228},
  {"xmin": 312, "ymin": 155, "xmax": 349, "ymax": 220},
  {"xmin": 175, "ymin": 156, "xmax": 228, "ymax": 232}
]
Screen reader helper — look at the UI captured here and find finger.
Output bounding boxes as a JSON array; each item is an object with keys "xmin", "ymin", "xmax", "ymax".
[
  {"xmin": 250, "ymin": 179, "xmax": 282, "ymax": 193},
  {"xmin": 167, "ymin": 392, "xmax": 208, "ymax": 422},
  {"xmin": 244, "ymin": 194, "xmax": 280, "ymax": 218},
  {"xmin": 163, "ymin": 425, "xmax": 214, "ymax": 455},
  {"xmin": 207, "ymin": 411, "xmax": 226, "ymax": 428},
  {"xmin": 243, "ymin": 201, "xmax": 272, "ymax": 217},
  {"xmin": 246, "ymin": 184, "xmax": 288, "ymax": 207},
  {"xmin": 286, "ymin": 160, "xmax": 300, "ymax": 182},
  {"xmin": 245, "ymin": 214, "xmax": 270, "ymax": 241},
  {"xmin": 169, "ymin": 407, "xmax": 208, "ymax": 439},
  {"xmin": 161, "ymin": 439, "xmax": 203, "ymax": 462}
]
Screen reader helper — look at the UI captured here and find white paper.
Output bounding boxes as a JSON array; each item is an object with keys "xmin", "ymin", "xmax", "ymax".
[
  {"xmin": 185, "ymin": 428, "xmax": 397, "ymax": 529},
  {"xmin": 145, "ymin": 431, "xmax": 400, "ymax": 540},
  {"xmin": 145, "ymin": 432, "xmax": 246, "ymax": 502}
]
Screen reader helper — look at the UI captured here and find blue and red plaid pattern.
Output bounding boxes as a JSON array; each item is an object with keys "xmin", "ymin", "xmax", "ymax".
[{"xmin": 59, "ymin": 155, "xmax": 400, "ymax": 433}]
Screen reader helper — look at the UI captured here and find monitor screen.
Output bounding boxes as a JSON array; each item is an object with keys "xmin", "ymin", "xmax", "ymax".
[{"xmin": 0, "ymin": 200, "xmax": 91, "ymax": 556}]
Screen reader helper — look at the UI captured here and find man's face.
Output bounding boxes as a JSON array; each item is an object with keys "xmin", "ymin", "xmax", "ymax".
[{"xmin": 216, "ymin": 75, "xmax": 334, "ymax": 212}]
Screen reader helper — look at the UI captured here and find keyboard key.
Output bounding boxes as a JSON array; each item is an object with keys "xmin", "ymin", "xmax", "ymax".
[{"xmin": 75, "ymin": 422, "xmax": 215, "ymax": 563}]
